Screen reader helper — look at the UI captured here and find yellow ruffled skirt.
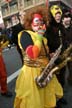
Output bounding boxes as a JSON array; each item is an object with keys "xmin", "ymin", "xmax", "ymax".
[{"xmin": 14, "ymin": 65, "xmax": 63, "ymax": 108}]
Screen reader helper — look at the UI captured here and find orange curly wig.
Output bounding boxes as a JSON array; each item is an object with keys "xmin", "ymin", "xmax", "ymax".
[{"xmin": 24, "ymin": 6, "xmax": 50, "ymax": 30}]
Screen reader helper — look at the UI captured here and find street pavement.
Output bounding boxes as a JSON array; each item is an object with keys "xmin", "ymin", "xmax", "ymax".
[
  {"xmin": 0, "ymin": 46, "xmax": 72, "ymax": 108},
  {"xmin": 0, "ymin": 46, "xmax": 22, "ymax": 108}
]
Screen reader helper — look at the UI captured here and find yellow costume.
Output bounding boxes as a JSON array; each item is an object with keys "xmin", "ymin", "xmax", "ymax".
[{"xmin": 14, "ymin": 30, "xmax": 63, "ymax": 108}]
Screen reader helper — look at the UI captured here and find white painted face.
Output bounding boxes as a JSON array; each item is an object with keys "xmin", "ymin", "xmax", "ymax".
[
  {"xmin": 31, "ymin": 14, "xmax": 46, "ymax": 35},
  {"xmin": 55, "ymin": 13, "xmax": 62, "ymax": 23}
]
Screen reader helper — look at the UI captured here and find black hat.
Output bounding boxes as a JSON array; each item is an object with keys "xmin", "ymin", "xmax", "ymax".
[{"xmin": 62, "ymin": 9, "xmax": 72, "ymax": 19}]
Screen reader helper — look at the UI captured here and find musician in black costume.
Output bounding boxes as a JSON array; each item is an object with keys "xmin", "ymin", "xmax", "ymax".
[
  {"xmin": 62, "ymin": 10, "xmax": 72, "ymax": 85},
  {"xmin": 12, "ymin": 11, "xmax": 26, "ymax": 65},
  {"xmin": 45, "ymin": 5, "xmax": 67, "ymax": 107}
]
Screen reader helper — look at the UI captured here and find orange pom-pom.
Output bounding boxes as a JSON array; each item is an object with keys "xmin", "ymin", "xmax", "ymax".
[
  {"xmin": 26, "ymin": 45, "xmax": 34, "ymax": 58},
  {"xmin": 32, "ymin": 45, "xmax": 40, "ymax": 58}
]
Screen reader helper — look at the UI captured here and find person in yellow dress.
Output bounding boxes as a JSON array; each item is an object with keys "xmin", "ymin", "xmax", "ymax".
[{"xmin": 14, "ymin": 6, "xmax": 63, "ymax": 108}]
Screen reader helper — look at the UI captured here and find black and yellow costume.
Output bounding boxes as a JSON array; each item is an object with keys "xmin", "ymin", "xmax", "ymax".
[{"xmin": 14, "ymin": 30, "xmax": 63, "ymax": 108}]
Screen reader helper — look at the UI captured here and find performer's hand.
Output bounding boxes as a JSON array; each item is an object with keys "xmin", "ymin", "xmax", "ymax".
[
  {"xmin": 46, "ymin": 73, "xmax": 53, "ymax": 82},
  {"xmin": 50, "ymin": 53, "xmax": 54, "ymax": 58},
  {"xmin": 48, "ymin": 73, "xmax": 53, "ymax": 79}
]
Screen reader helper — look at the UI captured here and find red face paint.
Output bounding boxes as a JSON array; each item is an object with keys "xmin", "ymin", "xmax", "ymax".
[{"xmin": 31, "ymin": 14, "xmax": 46, "ymax": 35}]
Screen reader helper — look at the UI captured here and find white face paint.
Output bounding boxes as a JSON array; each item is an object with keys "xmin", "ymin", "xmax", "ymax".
[
  {"xmin": 31, "ymin": 14, "xmax": 46, "ymax": 35},
  {"xmin": 32, "ymin": 17, "xmax": 41, "ymax": 31},
  {"xmin": 55, "ymin": 13, "xmax": 61, "ymax": 23}
]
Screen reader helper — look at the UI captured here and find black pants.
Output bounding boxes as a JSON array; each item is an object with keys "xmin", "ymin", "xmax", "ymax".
[
  {"xmin": 67, "ymin": 61, "xmax": 72, "ymax": 85},
  {"xmin": 56, "ymin": 66, "xmax": 66, "ymax": 88}
]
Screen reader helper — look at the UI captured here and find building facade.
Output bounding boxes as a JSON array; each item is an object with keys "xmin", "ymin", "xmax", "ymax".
[
  {"xmin": 0, "ymin": 0, "xmax": 45, "ymax": 28},
  {"xmin": 0, "ymin": 0, "xmax": 72, "ymax": 28}
]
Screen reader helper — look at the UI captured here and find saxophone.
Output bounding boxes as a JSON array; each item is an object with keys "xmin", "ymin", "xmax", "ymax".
[
  {"xmin": 35, "ymin": 45, "xmax": 62, "ymax": 88},
  {"xmin": 35, "ymin": 44, "xmax": 72, "ymax": 88},
  {"xmin": 60, "ymin": 44, "xmax": 72, "ymax": 60}
]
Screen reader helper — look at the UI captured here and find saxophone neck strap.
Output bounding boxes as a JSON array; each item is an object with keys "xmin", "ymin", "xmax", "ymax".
[{"xmin": 42, "ymin": 40, "xmax": 50, "ymax": 60}]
